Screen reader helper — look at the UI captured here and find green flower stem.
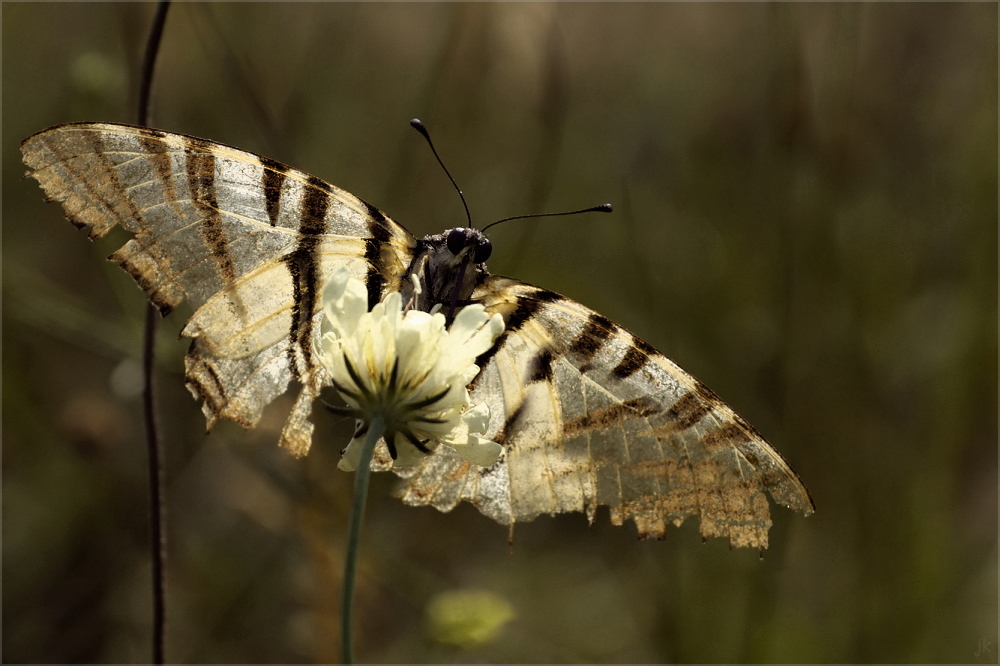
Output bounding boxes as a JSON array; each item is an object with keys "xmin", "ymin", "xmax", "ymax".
[{"xmin": 340, "ymin": 417, "xmax": 384, "ymax": 664}]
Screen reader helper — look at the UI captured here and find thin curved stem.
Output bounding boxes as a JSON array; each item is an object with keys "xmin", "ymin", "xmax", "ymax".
[
  {"xmin": 137, "ymin": 1, "xmax": 171, "ymax": 127},
  {"xmin": 137, "ymin": 2, "xmax": 171, "ymax": 664},
  {"xmin": 143, "ymin": 304, "xmax": 166, "ymax": 665},
  {"xmin": 340, "ymin": 418, "xmax": 384, "ymax": 664}
]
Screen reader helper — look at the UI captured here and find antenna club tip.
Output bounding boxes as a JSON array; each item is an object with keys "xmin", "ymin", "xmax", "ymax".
[
  {"xmin": 410, "ymin": 118, "xmax": 429, "ymax": 136},
  {"xmin": 599, "ymin": 203, "xmax": 613, "ymax": 213}
]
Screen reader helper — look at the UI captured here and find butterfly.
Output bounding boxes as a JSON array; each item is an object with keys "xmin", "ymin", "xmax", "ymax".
[{"xmin": 21, "ymin": 122, "xmax": 813, "ymax": 549}]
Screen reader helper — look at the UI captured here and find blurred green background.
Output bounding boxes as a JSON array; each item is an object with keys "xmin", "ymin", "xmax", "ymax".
[{"xmin": 3, "ymin": 3, "xmax": 996, "ymax": 663}]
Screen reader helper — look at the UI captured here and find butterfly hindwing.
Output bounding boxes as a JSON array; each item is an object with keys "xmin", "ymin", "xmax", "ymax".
[
  {"xmin": 21, "ymin": 122, "xmax": 416, "ymax": 454},
  {"xmin": 390, "ymin": 276, "xmax": 815, "ymax": 549}
]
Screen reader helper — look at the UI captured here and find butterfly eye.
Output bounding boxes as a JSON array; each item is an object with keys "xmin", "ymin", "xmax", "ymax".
[
  {"xmin": 474, "ymin": 237, "xmax": 492, "ymax": 263},
  {"xmin": 446, "ymin": 228, "xmax": 467, "ymax": 256}
]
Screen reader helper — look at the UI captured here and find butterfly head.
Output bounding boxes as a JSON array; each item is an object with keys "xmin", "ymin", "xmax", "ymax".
[{"xmin": 446, "ymin": 227, "xmax": 492, "ymax": 264}]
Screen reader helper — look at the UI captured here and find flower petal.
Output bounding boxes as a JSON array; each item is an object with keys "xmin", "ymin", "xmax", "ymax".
[
  {"xmin": 321, "ymin": 267, "xmax": 368, "ymax": 339},
  {"xmin": 463, "ymin": 402, "xmax": 491, "ymax": 435},
  {"xmin": 454, "ymin": 436, "xmax": 502, "ymax": 468}
]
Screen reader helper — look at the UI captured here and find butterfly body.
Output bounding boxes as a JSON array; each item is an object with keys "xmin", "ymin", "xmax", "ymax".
[
  {"xmin": 399, "ymin": 227, "xmax": 490, "ymax": 315},
  {"xmin": 21, "ymin": 122, "xmax": 813, "ymax": 549}
]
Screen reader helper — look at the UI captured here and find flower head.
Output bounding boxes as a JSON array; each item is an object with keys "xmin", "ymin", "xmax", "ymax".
[{"xmin": 317, "ymin": 267, "xmax": 504, "ymax": 472}]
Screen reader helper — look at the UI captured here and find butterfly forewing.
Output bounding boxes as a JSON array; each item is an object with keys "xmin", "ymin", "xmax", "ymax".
[
  {"xmin": 390, "ymin": 276, "xmax": 814, "ymax": 549},
  {"xmin": 22, "ymin": 121, "xmax": 812, "ymax": 548},
  {"xmin": 21, "ymin": 122, "xmax": 416, "ymax": 454}
]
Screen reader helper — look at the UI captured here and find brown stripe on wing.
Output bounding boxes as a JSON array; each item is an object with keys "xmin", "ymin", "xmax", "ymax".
[
  {"xmin": 472, "ymin": 288, "xmax": 562, "ymax": 386},
  {"xmin": 362, "ymin": 200, "xmax": 395, "ymax": 309},
  {"xmin": 568, "ymin": 313, "xmax": 615, "ymax": 372},
  {"xmin": 184, "ymin": 347, "xmax": 227, "ymax": 418},
  {"xmin": 493, "ymin": 400, "xmax": 527, "ymax": 450},
  {"xmin": 282, "ymin": 174, "xmax": 330, "ymax": 381},
  {"xmin": 611, "ymin": 335, "xmax": 658, "ymax": 379},
  {"xmin": 259, "ymin": 156, "xmax": 288, "ymax": 227},
  {"xmin": 699, "ymin": 422, "xmax": 751, "ymax": 454},
  {"xmin": 75, "ymin": 128, "xmax": 178, "ymax": 313},
  {"xmin": 648, "ymin": 379, "xmax": 762, "ymax": 448},
  {"xmin": 137, "ymin": 130, "xmax": 185, "ymax": 218},
  {"xmin": 114, "ymin": 256, "xmax": 177, "ymax": 316},
  {"xmin": 185, "ymin": 143, "xmax": 238, "ymax": 286},
  {"xmin": 74, "ymin": 128, "xmax": 147, "ymax": 238},
  {"xmin": 653, "ymin": 391, "xmax": 714, "ymax": 435},
  {"xmin": 526, "ymin": 348, "xmax": 555, "ymax": 383},
  {"xmin": 612, "ymin": 345, "xmax": 647, "ymax": 380},
  {"xmin": 562, "ymin": 396, "xmax": 663, "ymax": 435}
]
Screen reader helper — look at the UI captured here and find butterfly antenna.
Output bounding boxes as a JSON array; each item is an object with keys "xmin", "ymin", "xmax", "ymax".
[
  {"xmin": 481, "ymin": 203, "xmax": 613, "ymax": 233},
  {"xmin": 410, "ymin": 119, "xmax": 473, "ymax": 228}
]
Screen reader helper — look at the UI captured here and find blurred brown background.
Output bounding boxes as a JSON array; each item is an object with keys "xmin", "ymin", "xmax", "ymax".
[{"xmin": 3, "ymin": 3, "xmax": 996, "ymax": 663}]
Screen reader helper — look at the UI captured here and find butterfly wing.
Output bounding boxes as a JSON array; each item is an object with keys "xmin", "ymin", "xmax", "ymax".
[
  {"xmin": 23, "ymin": 122, "xmax": 812, "ymax": 548},
  {"xmin": 389, "ymin": 275, "xmax": 814, "ymax": 549},
  {"xmin": 21, "ymin": 122, "xmax": 416, "ymax": 455}
]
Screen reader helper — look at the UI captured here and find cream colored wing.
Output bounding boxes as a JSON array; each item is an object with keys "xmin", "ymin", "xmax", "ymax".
[
  {"xmin": 390, "ymin": 276, "xmax": 814, "ymax": 549},
  {"xmin": 21, "ymin": 122, "xmax": 416, "ymax": 455}
]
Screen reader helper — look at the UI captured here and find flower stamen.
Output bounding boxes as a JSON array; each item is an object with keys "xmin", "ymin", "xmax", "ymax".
[
  {"xmin": 384, "ymin": 432, "xmax": 399, "ymax": 459},
  {"xmin": 329, "ymin": 380, "xmax": 362, "ymax": 402},
  {"xmin": 342, "ymin": 355, "xmax": 372, "ymax": 402},
  {"xmin": 387, "ymin": 357, "xmax": 401, "ymax": 392},
  {"xmin": 408, "ymin": 385, "xmax": 452, "ymax": 410},
  {"xmin": 321, "ymin": 399, "xmax": 354, "ymax": 417},
  {"xmin": 403, "ymin": 431, "xmax": 432, "ymax": 454},
  {"xmin": 410, "ymin": 416, "xmax": 449, "ymax": 425}
]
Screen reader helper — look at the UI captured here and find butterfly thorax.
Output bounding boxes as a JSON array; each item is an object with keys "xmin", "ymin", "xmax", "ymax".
[{"xmin": 401, "ymin": 227, "xmax": 491, "ymax": 315}]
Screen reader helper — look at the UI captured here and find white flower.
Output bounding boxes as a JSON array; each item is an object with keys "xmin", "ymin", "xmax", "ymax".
[{"xmin": 317, "ymin": 267, "xmax": 504, "ymax": 472}]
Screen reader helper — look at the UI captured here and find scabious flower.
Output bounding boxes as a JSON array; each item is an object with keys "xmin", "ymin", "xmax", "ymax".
[{"xmin": 316, "ymin": 267, "xmax": 504, "ymax": 472}]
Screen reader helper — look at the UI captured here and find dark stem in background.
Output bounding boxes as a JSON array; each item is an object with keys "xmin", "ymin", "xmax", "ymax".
[{"xmin": 137, "ymin": 2, "xmax": 171, "ymax": 664}]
